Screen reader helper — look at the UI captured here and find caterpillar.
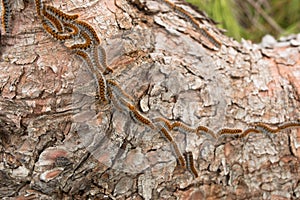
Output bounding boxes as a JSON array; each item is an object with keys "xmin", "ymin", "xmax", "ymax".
[
  {"xmin": 185, "ymin": 152, "xmax": 198, "ymax": 178},
  {"xmin": 279, "ymin": 121, "xmax": 300, "ymax": 131},
  {"xmin": 35, "ymin": 0, "xmax": 42, "ymax": 17},
  {"xmin": 171, "ymin": 141, "xmax": 186, "ymax": 168},
  {"xmin": 63, "ymin": 22, "xmax": 79, "ymax": 37},
  {"xmin": 171, "ymin": 121, "xmax": 195, "ymax": 133},
  {"xmin": 75, "ymin": 50, "xmax": 108, "ymax": 104},
  {"xmin": 218, "ymin": 128, "xmax": 243, "ymax": 136},
  {"xmin": 196, "ymin": 125, "xmax": 216, "ymax": 140},
  {"xmin": 1, "ymin": 0, "xmax": 11, "ymax": 33},
  {"xmin": 125, "ymin": 101, "xmax": 155, "ymax": 129},
  {"xmin": 239, "ymin": 128, "xmax": 261, "ymax": 138},
  {"xmin": 106, "ymin": 79, "xmax": 135, "ymax": 104},
  {"xmin": 70, "ymin": 31, "xmax": 92, "ymax": 50},
  {"xmin": 45, "ymin": 5, "xmax": 79, "ymax": 22},
  {"xmin": 198, "ymin": 27, "xmax": 222, "ymax": 50},
  {"xmin": 153, "ymin": 117, "xmax": 173, "ymax": 130},
  {"xmin": 106, "ymin": 86, "xmax": 124, "ymax": 111},
  {"xmin": 96, "ymin": 45, "xmax": 113, "ymax": 74},
  {"xmin": 75, "ymin": 20, "xmax": 101, "ymax": 45},
  {"xmin": 158, "ymin": 126, "xmax": 174, "ymax": 142},
  {"xmin": 253, "ymin": 122, "xmax": 278, "ymax": 136},
  {"xmin": 42, "ymin": 7, "xmax": 64, "ymax": 33},
  {"xmin": 217, "ymin": 128, "xmax": 243, "ymax": 140},
  {"xmin": 42, "ymin": 20, "xmax": 72, "ymax": 41},
  {"xmin": 158, "ymin": 0, "xmax": 221, "ymax": 50}
]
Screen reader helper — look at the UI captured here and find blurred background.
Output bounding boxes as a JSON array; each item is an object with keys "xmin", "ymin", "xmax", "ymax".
[{"xmin": 186, "ymin": 0, "xmax": 300, "ymax": 43}]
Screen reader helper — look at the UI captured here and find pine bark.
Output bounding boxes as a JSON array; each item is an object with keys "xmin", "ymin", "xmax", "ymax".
[{"xmin": 0, "ymin": 0, "xmax": 300, "ymax": 199}]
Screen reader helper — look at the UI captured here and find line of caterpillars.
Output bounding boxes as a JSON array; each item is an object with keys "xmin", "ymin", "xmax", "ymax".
[{"xmin": 1, "ymin": 0, "xmax": 300, "ymax": 179}]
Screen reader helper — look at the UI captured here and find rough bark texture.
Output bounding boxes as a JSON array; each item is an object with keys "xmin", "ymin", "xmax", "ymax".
[{"xmin": 1, "ymin": 0, "xmax": 300, "ymax": 199}]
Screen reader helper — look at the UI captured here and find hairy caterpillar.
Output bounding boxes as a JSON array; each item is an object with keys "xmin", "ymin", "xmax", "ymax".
[
  {"xmin": 185, "ymin": 152, "xmax": 198, "ymax": 178},
  {"xmin": 70, "ymin": 31, "xmax": 92, "ymax": 50},
  {"xmin": 75, "ymin": 50, "xmax": 108, "ymax": 104},
  {"xmin": 42, "ymin": 20, "xmax": 72, "ymax": 40},
  {"xmin": 42, "ymin": 7, "xmax": 64, "ymax": 33},
  {"xmin": 1, "ymin": 0, "xmax": 11, "ymax": 33},
  {"xmin": 45, "ymin": 5, "xmax": 79, "ymax": 22},
  {"xmin": 75, "ymin": 20, "xmax": 101, "ymax": 45},
  {"xmin": 239, "ymin": 128, "xmax": 261, "ymax": 138}
]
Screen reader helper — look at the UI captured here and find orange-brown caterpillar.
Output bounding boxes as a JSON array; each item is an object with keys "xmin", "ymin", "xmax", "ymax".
[
  {"xmin": 42, "ymin": 21, "xmax": 72, "ymax": 41},
  {"xmin": 199, "ymin": 27, "xmax": 222, "ymax": 50},
  {"xmin": 45, "ymin": 5, "xmax": 79, "ymax": 22},
  {"xmin": 107, "ymin": 85, "xmax": 132, "ymax": 113},
  {"xmin": 35, "ymin": 0, "xmax": 42, "ymax": 17},
  {"xmin": 158, "ymin": 126, "xmax": 174, "ymax": 142},
  {"xmin": 125, "ymin": 102, "xmax": 155, "ymax": 129},
  {"xmin": 253, "ymin": 122, "xmax": 278, "ymax": 135},
  {"xmin": 171, "ymin": 141, "xmax": 186, "ymax": 168},
  {"xmin": 159, "ymin": 0, "xmax": 221, "ymax": 50},
  {"xmin": 106, "ymin": 79, "xmax": 135, "ymax": 104},
  {"xmin": 218, "ymin": 128, "xmax": 243, "ymax": 137},
  {"xmin": 239, "ymin": 128, "xmax": 261, "ymax": 138},
  {"xmin": 279, "ymin": 121, "xmax": 300, "ymax": 131},
  {"xmin": 153, "ymin": 117, "xmax": 173, "ymax": 130},
  {"xmin": 63, "ymin": 22, "xmax": 79, "ymax": 37},
  {"xmin": 42, "ymin": 7, "xmax": 64, "ymax": 33},
  {"xmin": 196, "ymin": 125, "xmax": 216, "ymax": 139},
  {"xmin": 185, "ymin": 152, "xmax": 198, "ymax": 178},
  {"xmin": 1, "ymin": 0, "xmax": 11, "ymax": 33},
  {"xmin": 171, "ymin": 121, "xmax": 195, "ymax": 133},
  {"xmin": 70, "ymin": 31, "xmax": 92, "ymax": 50},
  {"xmin": 75, "ymin": 20, "xmax": 101, "ymax": 45},
  {"xmin": 75, "ymin": 50, "xmax": 108, "ymax": 104},
  {"xmin": 96, "ymin": 45, "xmax": 113, "ymax": 74}
]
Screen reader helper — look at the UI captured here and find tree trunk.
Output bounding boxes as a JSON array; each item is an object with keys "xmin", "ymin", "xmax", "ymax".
[{"xmin": 1, "ymin": 0, "xmax": 300, "ymax": 199}]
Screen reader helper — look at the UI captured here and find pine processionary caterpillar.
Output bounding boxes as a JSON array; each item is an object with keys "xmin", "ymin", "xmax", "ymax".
[
  {"xmin": 218, "ymin": 128, "xmax": 243, "ymax": 136},
  {"xmin": 63, "ymin": 22, "xmax": 79, "ymax": 37},
  {"xmin": 75, "ymin": 20, "xmax": 101, "ymax": 45},
  {"xmin": 161, "ymin": 0, "xmax": 200, "ymax": 30},
  {"xmin": 106, "ymin": 79, "xmax": 135, "ymax": 104},
  {"xmin": 42, "ymin": 20, "xmax": 72, "ymax": 41},
  {"xmin": 153, "ymin": 117, "xmax": 173, "ymax": 130},
  {"xmin": 239, "ymin": 128, "xmax": 261, "ymax": 138},
  {"xmin": 42, "ymin": 7, "xmax": 64, "ymax": 33},
  {"xmin": 171, "ymin": 121, "xmax": 195, "ymax": 133},
  {"xmin": 158, "ymin": 126, "xmax": 174, "ymax": 142},
  {"xmin": 185, "ymin": 152, "xmax": 198, "ymax": 178},
  {"xmin": 153, "ymin": 120, "xmax": 185, "ymax": 168},
  {"xmin": 125, "ymin": 102, "xmax": 155, "ymax": 129},
  {"xmin": 171, "ymin": 141, "xmax": 186, "ymax": 168},
  {"xmin": 70, "ymin": 31, "xmax": 92, "ymax": 50},
  {"xmin": 107, "ymin": 86, "xmax": 134, "ymax": 113},
  {"xmin": 199, "ymin": 27, "xmax": 222, "ymax": 50},
  {"xmin": 196, "ymin": 125, "xmax": 217, "ymax": 140},
  {"xmin": 97, "ymin": 45, "xmax": 113, "ymax": 74},
  {"xmin": 174, "ymin": 5, "xmax": 200, "ymax": 29},
  {"xmin": 107, "ymin": 87, "xmax": 123, "ymax": 111},
  {"xmin": 159, "ymin": 0, "xmax": 221, "ymax": 50},
  {"xmin": 75, "ymin": 50, "xmax": 108, "ymax": 104},
  {"xmin": 91, "ymin": 45, "xmax": 105, "ymax": 73},
  {"xmin": 279, "ymin": 121, "xmax": 300, "ymax": 131},
  {"xmin": 1, "ymin": 0, "xmax": 11, "ymax": 33},
  {"xmin": 253, "ymin": 122, "xmax": 278, "ymax": 135},
  {"xmin": 35, "ymin": 0, "xmax": 42, "ymax": 17},
  {"xmin": 45, "ymin": 5, "xmax": 79, "ymax": 22}
]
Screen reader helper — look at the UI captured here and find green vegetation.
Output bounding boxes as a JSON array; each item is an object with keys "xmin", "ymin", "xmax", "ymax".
[{"xmin": 186, "ymin": 0, "xmax": 300, "ymax": 42}]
